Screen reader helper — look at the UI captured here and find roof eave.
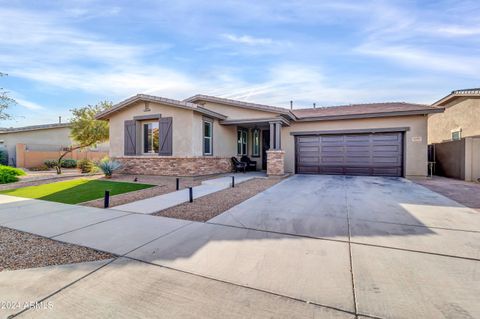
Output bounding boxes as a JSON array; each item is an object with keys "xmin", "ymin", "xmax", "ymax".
[
  {"xmin": 185, "ymin": 94, "xmax": 295, "ymax": 120},
  {"xmin": 294, "ymin": 108, "xmax": 445, "ymax": 122},
  {"xmin": 95, "ymin": 94, "xmax": 228, "ymax": 120}
]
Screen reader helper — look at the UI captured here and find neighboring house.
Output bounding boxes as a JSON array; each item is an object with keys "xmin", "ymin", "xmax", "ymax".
[
  {"xmin": 0, "ymin": 123, "xmax": 109, "ymax": 168},
  {"xmin": 429, "ymin": 89, "xmax": 480, "ymax": 182},
  {"xmin": 96, "ymin": 94, "xmax": 443, "ymax": 178}
]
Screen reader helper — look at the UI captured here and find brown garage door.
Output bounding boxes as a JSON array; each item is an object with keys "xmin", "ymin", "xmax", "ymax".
[{"xmin": 295, "ymin": 132, "xmax": 403, "ymax": 176}]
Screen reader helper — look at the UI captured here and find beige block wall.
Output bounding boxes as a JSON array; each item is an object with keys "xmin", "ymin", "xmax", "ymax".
[
  {"xmin": 282, "ymin": 115, "xmax": 429, "ymax": 177},
  {"xmin": 428, "ymin": 97, "xmax": 480, "ymax": 144},
  {"xmin": 109, "ymin": 101, "xmax": 195, "ymax": 157}
]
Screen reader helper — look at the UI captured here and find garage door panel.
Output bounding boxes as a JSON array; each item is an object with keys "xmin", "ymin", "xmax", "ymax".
[
  {"xmin": 321, "ymin": 156, "xmax": 345, "ymax": 164},
  {"xmin": 296, "ymin": 132, "xmax": 403, "ymax": 177}
]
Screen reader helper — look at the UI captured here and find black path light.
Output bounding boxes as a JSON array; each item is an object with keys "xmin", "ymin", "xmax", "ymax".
[{"xmin": 104, "ymin": 190, "xmax": 110, "ymax": 208}]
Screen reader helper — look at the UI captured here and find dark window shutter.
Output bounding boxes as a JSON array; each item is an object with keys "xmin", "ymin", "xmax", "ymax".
[
  {"xmin": 124, "ymin": 120, "xmax": 136, "ymax": 155},
  {"xmin": 158, "ymin": 117, "xmax": 172, "ymax": 156}
]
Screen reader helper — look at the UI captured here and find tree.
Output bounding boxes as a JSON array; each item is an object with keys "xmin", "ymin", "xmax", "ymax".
[
  {"xmin": 55, "ymin": 101, "xmax": 111, "ymax": 174},
  {"xmin": 0, "ymin": 72, "xmax": 15, "ymax": 120}
]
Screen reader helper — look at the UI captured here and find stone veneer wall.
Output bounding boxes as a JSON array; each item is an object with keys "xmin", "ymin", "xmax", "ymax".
[
  {"xmin": 115, "ymin": 156, "xmax": 233, "ymax": 176},
  {"xmin": 266, "ymin": 150, "xmax": 285, "ymax": 176}
]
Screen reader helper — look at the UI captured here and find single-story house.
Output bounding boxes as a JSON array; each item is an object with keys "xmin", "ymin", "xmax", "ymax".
[
  {"xmin": 0, "ymin": 123, "xmax": 109, "ymax": 168},
  {"xmin": 96, "ymin": 94, "xmax": 444, "ymax": 178},
  {"xmin": 428, "ymin": 88, "xmax": 480, "ymax": 181}
]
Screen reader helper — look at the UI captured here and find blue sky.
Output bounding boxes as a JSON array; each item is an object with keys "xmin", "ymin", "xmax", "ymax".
[{"xmin": 0, "ymin": 0, "xmax": 479, "ymax": 126}]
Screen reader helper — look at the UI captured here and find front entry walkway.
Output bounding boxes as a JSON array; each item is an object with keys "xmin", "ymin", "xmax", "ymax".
[{"xmin": 113, "ymin": 172, "xmax": 264, "ymax": 214}]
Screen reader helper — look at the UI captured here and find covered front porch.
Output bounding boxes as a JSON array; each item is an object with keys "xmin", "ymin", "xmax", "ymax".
[{"xmin": 219, "ymin": 117, "xmax": 288, "ymax": 176}]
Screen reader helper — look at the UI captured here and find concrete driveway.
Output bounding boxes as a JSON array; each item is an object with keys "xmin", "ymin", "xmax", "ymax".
[{"xmin": 3, "ymin": 175, "xmax": 480, "ymax": 319}]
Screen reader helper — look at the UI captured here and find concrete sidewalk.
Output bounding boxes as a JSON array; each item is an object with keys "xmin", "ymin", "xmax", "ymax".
[{"xmin": 113, "ymin": 172, "xmax": 264, "ymax": 214}]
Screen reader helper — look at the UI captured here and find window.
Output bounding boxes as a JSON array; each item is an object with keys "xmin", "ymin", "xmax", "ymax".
[
  {"xmin": 252, "ymin": 129, "xmax": 260, "ymax": 157},
  {"xmin": 203, "ymin": 120, "xmax": 213, "ymax": 155},
  {"xmin": 143, "ymin": 122, "xmax": 159, "ymax": 154},
  {"xmin": 452, "ymin": 130, "xmax": 462, "ymax": 141},
  {"xmin": 237, "ymin": 129, "xmax": 248, "ymax": 155}
]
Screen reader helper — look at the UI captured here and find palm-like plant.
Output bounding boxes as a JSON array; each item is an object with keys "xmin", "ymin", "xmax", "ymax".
[{"xmin": 98, "ymin": 160, "xmax": 122, "ymax": 178}]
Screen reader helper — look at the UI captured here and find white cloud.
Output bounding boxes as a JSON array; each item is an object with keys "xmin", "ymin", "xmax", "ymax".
[
  {"xmin": 14, "ymin": 98, "xmax": 45, "ymax": 110},
  {"xmin": 223, "ymin": 34, "xmax": 274, "ymax": 45}
]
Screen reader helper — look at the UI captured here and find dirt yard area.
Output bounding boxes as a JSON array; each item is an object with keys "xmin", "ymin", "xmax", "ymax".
[
  {"xmin": 154, "ymin": 178, "xmax": 281, "ymax": 222},
  {"xmin": 0, "ymin": 227, "xmax": 113, "ymax": 272},
  {"xmin": 413, "ymin": 176, "xmax": 480, "ymax": 212}
]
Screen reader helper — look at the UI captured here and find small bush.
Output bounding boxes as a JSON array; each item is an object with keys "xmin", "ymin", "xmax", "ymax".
[
  {"xmin": 29, "ymin": 165, "xmax": 50, "ymax": 171},
  {"xmin": 77, "ymin": 159, "xmax": 95, "ymax": 173},
  {"xmin": 44, "ymin": 160, "xmax": 58, "ymax": 168},
  {"xmin": 0, "ymin": 165, "xmax": 26, "ymax": 184},
  {"xmin": 44, "ymin": 159, "xmax": 77, "ymax": 169},
  {"xmin": 98, "ymin": 160, "xmax": 122, "ymax": 178},
  {"xmin": 0, "ymin": 148, "xmax": 8, "ymax": 166},
  {"xmin": 61, "ymin": 159, "xmax": 77, "ymax": 168}
]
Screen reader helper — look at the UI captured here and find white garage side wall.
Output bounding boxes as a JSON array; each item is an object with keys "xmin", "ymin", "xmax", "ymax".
[{"xmin": 282, "ymin": 115, "xmax": 428, "ymax": 178}]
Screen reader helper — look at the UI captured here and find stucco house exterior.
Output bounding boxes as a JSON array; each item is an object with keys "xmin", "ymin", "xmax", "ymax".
[
  {"xmin": 0, "ymin": 123, "xmax": 109, "ymax": 168},
  {"xmin": 428, "ymin": 89, "xmax": 480, "ymax": 182},
  {"xmin": 96, "ymin": 94, "xmax": 443, "ymax": 178}
]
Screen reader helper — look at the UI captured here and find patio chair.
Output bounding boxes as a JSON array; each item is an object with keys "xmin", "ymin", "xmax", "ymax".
[
  {"xmin": 231, "ymin": 157, "xmax": 247, "ymax": 173},
  {"xmin": 241, "ymin": 155, "xmax": 257, "ymax": 171}
]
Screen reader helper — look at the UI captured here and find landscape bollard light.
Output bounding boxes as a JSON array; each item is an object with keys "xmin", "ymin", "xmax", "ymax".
[
  {"xmin": 189, "ymin": 187, "xmax": 193, "ymax": 203},
  {"xmin": 176, "ymin": 177, "xmax": 180, "ymax": 191},
  {"xmin": 232, "ymin": 176, "xmax": 235, "ymax": 188},
  {"xmin": 104, "ymin": 190, "xmax": 110, "ymax": 208}
]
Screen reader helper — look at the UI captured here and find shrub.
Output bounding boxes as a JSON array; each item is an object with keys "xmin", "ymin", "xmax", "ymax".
[
  {"xmin": 98, "ymin": 160, "xmax": 122, "ymax": 178},
  {"xmin": 29, "ymin": 165, "xmax": 50, "ymax": 171},
  {"xmin": 61, "ymin": 159, "xmax": 77, "ymax": 168},
  {"xmin": 44, "ymin": 159, "xmax": 77, "ymax": 169},
  {"xmin": 0, "ymin": 148, "xmax": 8, "ymax": 166},
  {"xmin": 44, "ymin": 160, "xmax": 58, "ymax": 169},
  {"xmin": 0, "ymin": 165, "xmax": 26, "ymax": 184},
  {"xmin": 77, "ymin": 159, "xmax": 95, "ymax": 173}
]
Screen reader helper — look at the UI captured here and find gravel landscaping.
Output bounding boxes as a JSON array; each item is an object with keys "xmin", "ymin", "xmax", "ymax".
[
  {"xmin": 0, "ymin": 227, "xmax": 113, "ymax": 272},
  {"xmin": 153, "ymin": 177, "xmax": 281, "ymax": 222}
]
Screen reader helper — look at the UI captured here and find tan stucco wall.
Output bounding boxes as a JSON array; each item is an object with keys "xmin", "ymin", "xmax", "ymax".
[
  {"xmin": 428, "ymin": 97, "xmax": 480, "ymax": 144},
  {"xmin": 109, "ymin": 101, "xmax": 195, "ymax": 157},
  {"xmin": 108, "ymin": 101, "xmax": 240, "ymax": 158},
  {"xmin": 201, "ymin": 101, "xmax": 280, "ymax": 119},
  {"xmin": 282, "ymin": 115, "xmax": 429, "ymax": 177}
]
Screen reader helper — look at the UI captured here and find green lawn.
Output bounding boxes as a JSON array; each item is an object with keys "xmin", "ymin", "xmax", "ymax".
[{"xmin": 0, "ymin": 178, "xmax": 154, "ymax": 204}]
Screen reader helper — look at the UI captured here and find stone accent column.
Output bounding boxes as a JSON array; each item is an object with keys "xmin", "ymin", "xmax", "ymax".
[{"xmin": 266, "ymin": 150, "xmax": 285, "ymax": 176}]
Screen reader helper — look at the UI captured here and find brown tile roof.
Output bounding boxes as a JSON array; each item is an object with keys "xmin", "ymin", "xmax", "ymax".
[{"xmin": 292, "ymin": 102, "xmax": 443, "ymax": 120}]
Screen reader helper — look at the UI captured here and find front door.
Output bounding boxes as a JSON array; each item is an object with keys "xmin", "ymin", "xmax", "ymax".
[{"xmin": 262, "ymin": 130, "xmax": 270, "ymax": 170}]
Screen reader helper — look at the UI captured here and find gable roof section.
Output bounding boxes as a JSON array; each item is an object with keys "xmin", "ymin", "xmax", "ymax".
[
  {"xmin": 184, "ymin": 94, "xmax": 295, "ymax": 119},
  {"xmin": 0, "ymin": 123, "xmax": 71, "ymax": 134},
  {"xmin": 292, "ymin": 102, "xmax": 443, "ymax": 121},
  {"xmin": 433, "ymin": 88, "xmax": 480, "ymax": 107},
  {"xmin": 95, "ymin": 94, "xmax": 227, "ymax": 120}
]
